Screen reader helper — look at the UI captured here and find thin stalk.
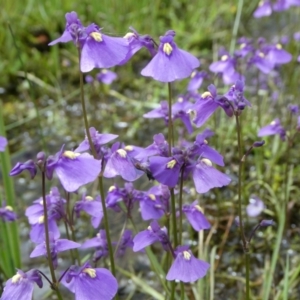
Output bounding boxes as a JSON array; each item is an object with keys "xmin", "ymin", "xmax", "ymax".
[
  {"xmin": 77, "ymin": 47, "xmax": 116, "ymax": 278},
  {"xmin": 41, "ymin": 172, "xmax": 63, "ymax": 300},
  {"xmin": 229, "ymin": 0, "xmax": 244, "ymax": 54},
  {"xmin": 178, "ymin": 168, "xmax": 184, "ymax": 245},
  {"xmin": 234, "ymin": 113, "xmax": 250, "ymax": 300}
]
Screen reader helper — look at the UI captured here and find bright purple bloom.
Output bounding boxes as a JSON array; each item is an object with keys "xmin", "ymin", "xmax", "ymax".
[
  {"xmin": 260, "ymin": 219, "xmax": 274, "ymax": 227},
  {"xmin": 166, "ymin": 245, "xmax": 210, "ymax": 282},
  {"xmin": 10, "ymin": 159, "xmax": 37, "ymax": 179},
  {"xmin": 103, "ymin": 144, "xmax": 144, "ymax": 181},
  {"xmin": 266, "ymin": 44, "xmax": 292, "ymax": 65},
  {"xmin": 0, "ymin": 136, "xmax": 7, "ymax": 152},
  {"xmin": 258, "ymin": 118, "xmax": 286, "ymax": 140},
  {"xmin": 182, "ymin": 201, "xmax": 210, "ymax": 231},
  {"xmin": 62, "ymin": 262, "xmax": 118, "ymax": 300},
  {"xmin": 224, "ymin": 80, "xmax": 251, "ymax": 110},
  {"xmin": 46, "ymin": 146, "xmax": 101, "ymax": 192},
  {"xmin": 29, "ymin": 218, "xmax": 60, "ymax": 244},
  {"xmin": 141, "ymin": 30, "xmax": 200, "ymax": 82},
  {"xmin": 253, "ymin": 1, "xmax": 272, "ymax": 18},
  {"xmin": 192, "ymin": 158, "xmax": 231, "ymax": 193},
  {"xmin": 288, "ymin": 104, "xmax": 299, "ymax": 115},
  {"xmin": 1, "ymin": 269, "xmax": 42, "ymax": 300},
  {"xmin": 74, "ymin": 195, "xmax": 103, "ymax": 228},
  {"xmin": 96, "ymin": 70, "xmax": 117, "ymax": 85},
  {"xmin": 133, "ymin": 220, "xmax": 169, "ymax": 252},
  {"xmin": 249, "ymin": 51, "xmax": 275, "ymax": 74},
  {"xmin": 235, "ymin": 38, "xmax": 254, "ymax": 58},
  {"xmin": 81, "ymin": 229, "xmax": 108, "ymax": 251},
  {"xmin": 187, "ymin": 71, "xmax": 207, "ymax": 92},
  {"xmin": 246, "ymin": 195, "xmax": 265, "ymax": 217},
  {"xmin": 30, "ymin": 233, "xmax": 80, "ymax": 269},
  {"xmin": 0, "ymin": 202, "xmax": 17, "ymax": 222},
  {"xmin": 294, "ymin": 32, "xmax": 300, "ymax": 42},
  {"xmin": 120, "ymin": 27, "xmax": 156, "ymax": 64},
  {"xmin": 192, "ymin": 84, "xmax": 233, "ymax": 128}
]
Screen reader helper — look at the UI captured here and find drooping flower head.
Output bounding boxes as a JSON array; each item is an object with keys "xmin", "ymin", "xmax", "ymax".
[
  {"xmin": 62, "ymin": 262, "xmax": 118, "ymax": 300},
  {"xmin": 258, "ymin": 118, "xmax": 286, "ymax": 140},
  {"xmin": 1, "ymin": 269, "xmax": 43, "ymax": 300},
  {"xmin": 166, "ymin": 245, "xmax": 210, "ymax": 282},
  {"xmin": 141, "ymin": 30, "xmax": 200, "ymax": 82},
  {"xmin": 0, "ymin": 202, "xmax": 17, "ymax": 222}
]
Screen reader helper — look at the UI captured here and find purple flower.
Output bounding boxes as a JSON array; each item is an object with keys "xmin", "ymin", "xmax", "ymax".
[
  {"xmin": 62, "ymin": 262, "xmax": 118, "ymax": 300},
  {"xmin": 246, "ymin": 195, "xmax": 265, "ymax": 217},
  {"xmin": 187, "ymin": 71, "xmax": 207, "ymax": 92},
  {"xmin": 141, "ymin": 30, "xmax": 200, "ymax": 82},
  {"xmin": 288, "ymin": 104, "xmax": 299, "ymax": 115},
  {"xmin": 103, "ymin": 144, "xmax": 144, "ymax": 181},
  {"xmin": 116, "ymin": 230, "xmax": 134, "ymax": 256},
  {"xmin": 10, "ymin": 159, "xmax": 37, "ymax": 179},
  {"xmin": 182, "ymin": 201, "xmax": 210, "ymax": 231},
  {"xmin": 81, "ymin": 229, "xmax": 108, "ymax": 251},
  {"xmin": 133, "ymin": 220, "xmax": 169, "ymax": 252},
  {"xmin": 46, "ymin": 146, "xmax": 101, "ymax": 192},
  {"xmin": 297, "ymin": 116, "xmax": 300, "ymax": 131},
  {"xmin": 0, "ymin": 202, "xmax": 17, "ymax": 222},
  {"xmin": 253, "ymin": 1, "xmax": 272, "ymax": 18},
  {"xmin": 266, "ymin": 44, "xmax": 292, "ymax": 65},
  {"xmin": 0, "ymin": 136, "xmax": 7, "ymax": 152},
  {"xmin": 74, "ymin": 195, "xmax": 103, "ymax": 228},
  {"xmin": 1, "ymin": 269, "xmax": 42, "ymax": 300},
  {"xmin": 29, "ymin": 218, "xmax": 60, "ymax": 244},
  {"xmin": 30, "ymin": 233, "xmax": 80, "ymax": 269},
  {"xmin": 96, "ymin": 70, "xmax": 117, "ymax": 85},
  {"xmin": 75, "ymin": 127, "xmax": 118, "ymax": 155},
  {"xmin": 258, "ymin": 119, "xmax": 286, "ymax": 140},
  {"xmin": 224, "ymin": 80, "xmax": 251, "ymax": 110},
  {"xmin": 80, "ymin": 24, "xmax": 129, "ymax": 72},
  {"xmin": 192, "ymin": 158, "xmax": 231, "ymax": 193},
  {"xmin": 166, "ymin": 246, "xmax": 210, "ymax": 282},
  {"xmin": 249, "ymin": 51, "xmax": 274, "ymax": 74},
  {"xmin": 120, "ymin": 27, "xmax": 156, "ymax": 64}
]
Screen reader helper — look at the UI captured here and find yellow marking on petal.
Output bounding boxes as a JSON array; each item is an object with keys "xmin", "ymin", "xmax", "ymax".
[
  {"xmin": 90, "ymin": 32, "xmax": 102, "ymax": 42},
  {"xmin": 63, "ymin": 151, "xmax": 80, "ymax": 159},
  {"xmin": 276, "ymin": 43, "xmax": 282, "ymax": 49},
  {"xmin": 195, "ymin": 205, "xmax": 204, "ymax": 213},
  {"xmin": 12, "ymin": 273, "xmax": 22, "ymax": 283},
  {"xmin": 148, "ymin": 194, "xmax": 156, "ymax": 201},
  {"xmin": 167, "ymin": 159, "xmax": 177, "ymax": 169},
  {"xmin": 221, "ymin": 55, "xmax": 228, "ymax": 61},
  {"xmin": 38, "ymin": 215, "xmax": 45, "ymax": 224},
  {"xmin": 178, "ymin": 97, "xmax": 184, "ymax": 103},
  {"xmin": 258, "ymin": 52, "xmax": 265, "ymax": 58},
  {"xmin": 201, "ymin": 158, "xmax": 212, "ymax": 167},
  {"xmin": 163, "ymin": 43, "xmax": 173, "ymax": 55},
  {"xmin": 85, "ymin": 196, "xmax": 94, "ymax": 201},
  {"xmin": 240, "ymin": 43, "xmax": 246, "ymax": 49},
  {"xmin": 96, "ymin": 233, "xmax": 100, "ymax": 238},
  {"xmin": 201, "ymin": 91, "xmax": 212, "ymax": 99},
  {"xmin": 258, "ymin": 1, "xmax": 264, "ymax": 7},
  {"xmin": 117, "ymin": 149, "xmax": 127, "ymax": 158},
  {"xmin": 204, "ymin": 139, "xmax": 208, "ymax": 145},
  {"xmin": 123, "ymin": 32, "xmax": 135, "ymax": 39},
  {"xmin": 191, "ymin": 71, "xmax": 197, "ymax": 78},
  {"xmin": 83, "ymin": 268, "xmax": 96, "ymax": 278},
  {"xmin": 270, "ymin": 120, "xmax": 276, "ymax": 125},
  {"xmin": 102, "ymin": 69, "xmax": 108, "ymax": 74},
  {"xmin": 183, "ymin": 251, "xmax": 191, "ymax": 260},
  {"xmin": 109, "ymin": 186, "xmax": 116, "ymax": 192},
  {"xmin": 5, "ymin": 206, "xmax": 13, "ymax": 211},
  {"xmin": 147, "ymin": 225, "xmax": 152, "ymax": 230},
  {"xmin": 124, "ymin": 145, "xmax": 133, "ymax": 151}
]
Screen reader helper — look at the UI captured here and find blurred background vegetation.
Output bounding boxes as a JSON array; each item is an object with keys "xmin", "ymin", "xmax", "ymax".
[{"xmin": 1, "ymin": 0, "xmax": 300, "ymax": 299}]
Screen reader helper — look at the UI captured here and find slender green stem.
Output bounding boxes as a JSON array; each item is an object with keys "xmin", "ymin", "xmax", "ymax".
[
  {"xmin": 178, "ymin": 168, "xmax": 184, "ymax": 245},
  {"xmin": 230, "ymin": 0, "xmax": 244, "ymax": 54},
  {"xmin": 180, "ymin": 282, "xmax": 185, "ymax": 300},
  {"xmin": 99, "ymin": 176, "xmax": 116, "ymax": 276},
  {"xmin": 41, "ymin": 172, "xmax": 63, "ymax": 300},
  {"xmin": 234, "ymin": 113, "xmax": 250, "ymax": 300}
]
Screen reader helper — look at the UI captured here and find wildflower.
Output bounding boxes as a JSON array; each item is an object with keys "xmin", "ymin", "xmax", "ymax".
[
  {"xmin": 133, "ymin": 220, "xmax": 169, "ymax": 252},
  {"xmin": 166, "ymin": 245, "xmax": 210, "ymax": 282},
  {"xmin": 187, "ymin": 71, "xmax": 208, "ymax": 92},
  {"xmin": 288, "ymin": 104, "xmax": 299, "ymax": 115},
  {"xmin": 96, "ymin": 69, "xmax": 117, "ymax": 85},
  {"xmin": 46, "ymin": 146, "xmax": 101, "ymax": 192},
  {"xmin": 74, "ymin": 195, "xmax": 103, "ymax": 228},
  {"xmin": 248, "ymin": 50, "xmax": 274, "ymax": 74},
  {"xmin": 246, "ymin": 195, "xmax": 265, "ymax": 217},
  {"xmin": 80, "ymin": 24, "xmax": 129, "ymax": 72},
  {"xmin": 253, "ymin": 1, "xmax": 272, "ymax": 18},
  {"xmin": 182, "ymin": 201, "xmax": 210, "ymax": 231},
  {"xmin": 266, "ymin": 43, "xmax": 292, "ymax": 65},
  {"xmin": 258, "ymin": 118, "xmax": 286, "ymax": 140},
  {"xmin": 224, "ymin": 80, "xmax": 251, "ymax": 110},
  {"xmin": 141, "ymin": 30, "xmax": 200, "ymax": 82},
  {"xmin": 30, "ymin": 233, "xmax": 80, "ymax": 269},
  {"xmin": 10, "ymin": 159, "xmax": 37, "ymax": 179},
  {"xmin": 62, "ymin": 262, "xmax": 118, "ymax": 300},
  {"xmin": 1, "ymin": 269, "xmax": 42, "ymax": 300},
  {"xmin": 0, "ymin": 136, "xmax": 7, "ymax": 152},
  {"xmin": 0, "ymin": 202, "xmax": 17, "ymax": 222},
  {"xmin": 81, "ymin": 230, "xmax": 108, "ymax": 251},
  {"xmin": 116, "ymin": 230, "xmax": 134, "ymax": 256}
]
